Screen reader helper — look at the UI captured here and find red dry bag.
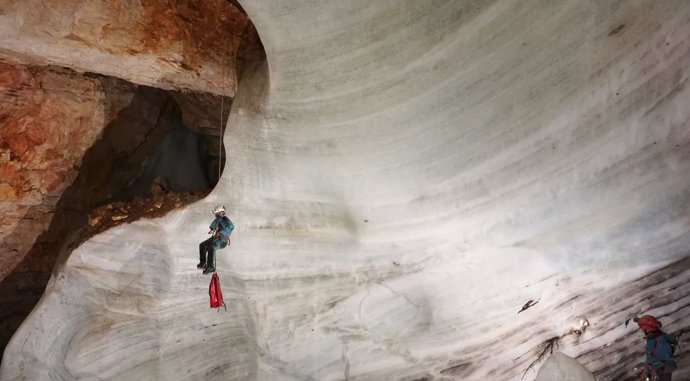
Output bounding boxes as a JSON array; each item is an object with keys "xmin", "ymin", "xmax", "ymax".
[{"xmin": 209, "ymin": 273, "xmax": 226, "ymax": 310}]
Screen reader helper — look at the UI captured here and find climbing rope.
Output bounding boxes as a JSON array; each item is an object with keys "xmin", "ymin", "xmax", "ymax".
[
  {"xmin": 218, "ymin": 93, "xmax": 224, "ymax": 182},
  {"xmin": 217, "ymin": 31, "xmax": 231, "ymax": 183}
]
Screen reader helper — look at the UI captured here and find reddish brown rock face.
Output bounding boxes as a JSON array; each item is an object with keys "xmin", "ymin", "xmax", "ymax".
[
  {"xmin": 0, "ymin": 0, "xmax": 258, "ymax": 95},
  {"xmin": 0, "ymin": 60, "xmax": 108, "ymax": 277}
]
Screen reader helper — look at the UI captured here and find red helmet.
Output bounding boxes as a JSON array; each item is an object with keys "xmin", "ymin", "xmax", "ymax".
[{"xmin": 634, "ymin": 315, "xmax": 661, "ymax": 331}]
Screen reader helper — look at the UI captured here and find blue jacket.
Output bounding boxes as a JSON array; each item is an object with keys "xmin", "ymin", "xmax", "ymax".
[
  {"xmin": 210, "ymin": 216, "xmax": 234, "ymax": 238},
  {"xmin": 646, "ymin": 331, "xmax": 676, "ymax": 369}
]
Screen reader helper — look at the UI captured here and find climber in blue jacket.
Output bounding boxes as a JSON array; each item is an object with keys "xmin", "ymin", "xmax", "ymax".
[
  {"xmin": 634, "ymin": 315, "xmax": 678, "ymax": 381},
  {"xmin": 198, "ymin": 205, "xmax": 234, "ymax": 274}
]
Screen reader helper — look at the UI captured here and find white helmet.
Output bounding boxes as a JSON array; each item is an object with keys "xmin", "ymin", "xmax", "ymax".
[{"xmin": 211, "ymin": 205, "xmax": 226, "ymax": 216}]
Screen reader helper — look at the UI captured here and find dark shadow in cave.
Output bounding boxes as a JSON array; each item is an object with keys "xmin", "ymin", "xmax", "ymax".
[{"xmin": 119, "ymin": 113, "xmax": 213, "ymax": 200}]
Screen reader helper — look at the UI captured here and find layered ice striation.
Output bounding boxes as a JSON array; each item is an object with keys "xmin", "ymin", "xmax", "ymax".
[{"xmin": 3, "ymin": 0, "xmax": 690, "ymax": 380}]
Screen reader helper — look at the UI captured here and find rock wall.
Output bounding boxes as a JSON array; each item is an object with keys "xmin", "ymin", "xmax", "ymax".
[
  {"xmin": 0, "ymin": 0, "xmax": 258, "ymax": 96},
  {"xmin": 0, "ymin": 60, "xmax": 115, "ymax": 279}
]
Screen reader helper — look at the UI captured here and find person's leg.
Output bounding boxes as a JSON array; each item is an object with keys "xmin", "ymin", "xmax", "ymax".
[
  {"xmin": 198, "ymin": 241, "xmax": 206, "ymax": 268},
  {"xmin": 204, "ymin": 238, "xmax": 226, "ymax": 273},
  {"xmin": 198, "ymin": 238, "xmax": 213, "ymax": 268},
  {"xmin": 207, "ymin": 245, "xmax": 216, "ymax": 270},
  {"xmin": 656, "ymin": 368, "xmax": 671, "ymax": 381},
  {"xmin": 203, "ymin": 238, "xmax": 222, "ymax": 273}
]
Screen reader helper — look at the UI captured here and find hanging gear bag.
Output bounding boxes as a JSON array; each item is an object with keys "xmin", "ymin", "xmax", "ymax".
[{"xmin": 209, "ymin": 273, "xmax": 226, "ymax": 311}]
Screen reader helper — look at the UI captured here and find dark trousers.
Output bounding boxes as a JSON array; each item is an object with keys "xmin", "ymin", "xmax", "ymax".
[
  {"xmin": 656, "ymin": 367, "xmax": 673, "ymax": 381},
  {"xmin": 199, "ymin": 237, "xmax": 227, "ymax": 268}
]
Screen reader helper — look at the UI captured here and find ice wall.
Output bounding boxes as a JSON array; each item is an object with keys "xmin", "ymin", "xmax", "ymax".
[
  {"xmin": 535, "ymin": 353, "xmax": 596, "ymax": 381},
  {"xmin": 2, "ymin": 0, "xmax": 690, "ymax": 380}
]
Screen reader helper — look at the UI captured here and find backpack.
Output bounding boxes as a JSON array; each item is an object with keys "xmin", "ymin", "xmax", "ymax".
[
  {"xmin": 209, "ymin": 273, "xmax": 226, "ymax": 311},
  {"xmin": 652, "ymin": 332, "xmax": 677, "ymax": 373}
]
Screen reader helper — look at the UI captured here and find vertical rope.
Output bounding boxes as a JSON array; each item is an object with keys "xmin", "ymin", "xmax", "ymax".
[
  {"xmin": 218, "ymin": 94, "xmax": 223, "ymax": 182},
  {"xmin": 217, "ymin": 25, "xmax": 229, "ymax": 183}
]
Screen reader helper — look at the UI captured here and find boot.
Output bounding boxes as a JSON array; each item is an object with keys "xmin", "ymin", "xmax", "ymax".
[
  {"xmin": 203, "ymin": 267, "xmax": 215, "ymax": 275},
  {"xmin": 197, "ymin": 262, "xmax": 206, "ymax": 269}
]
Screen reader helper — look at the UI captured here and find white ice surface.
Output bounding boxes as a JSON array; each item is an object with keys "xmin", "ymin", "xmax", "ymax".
[
  {"xmin": 535, "ymin": 352, "xmax": 595, "ymax": 381},
  {"xmin": 2, "ymin": 1, "xmax": 690, "ymax": 380}
]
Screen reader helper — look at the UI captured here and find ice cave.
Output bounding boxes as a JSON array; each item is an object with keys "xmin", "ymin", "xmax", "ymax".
[{"xmin": 0, "ymin": 1, "xmax": 689, "ymax": 380}]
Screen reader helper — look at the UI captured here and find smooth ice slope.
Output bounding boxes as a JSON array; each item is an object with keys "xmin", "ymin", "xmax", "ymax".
[
  {"xmin": 3, "ymin": 0, "xmax": 690, "ymax": 380},
  {"xmin": 535, "ymin": 353, "xmax": 596, "ymax": 381}
]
